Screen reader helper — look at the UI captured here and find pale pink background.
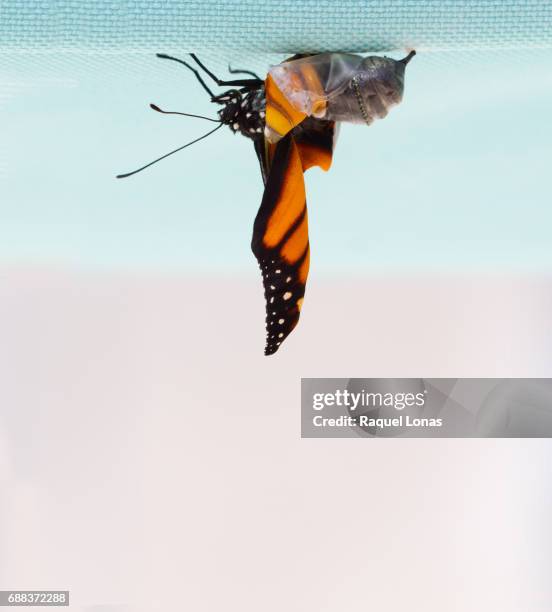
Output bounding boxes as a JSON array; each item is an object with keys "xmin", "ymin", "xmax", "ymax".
[{"xmin": 1, "ymin": 267, "xmax": 551, "ymax": 611}]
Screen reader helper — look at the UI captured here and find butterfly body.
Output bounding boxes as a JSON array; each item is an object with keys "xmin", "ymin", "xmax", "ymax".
[{"xmin": 119, "ymin": 50, "xmax": 415, "ymax": 355}]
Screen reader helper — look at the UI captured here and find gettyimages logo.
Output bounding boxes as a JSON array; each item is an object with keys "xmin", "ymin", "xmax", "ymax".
[
  {"xmin": 308, "ymin": 379, "xmax": 440, "ymax": 436},
  {"xmin": 312, "ymin": 388, "xmax": 427, "ymax": 411},
  {"xmin": 301, "ymin": 379, "xmax": 552, "ymax": 438}
]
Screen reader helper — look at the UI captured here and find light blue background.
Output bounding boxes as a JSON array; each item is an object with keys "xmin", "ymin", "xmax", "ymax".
[{"xmin": 1, "ymin": 48, "xmax": 552, "ymax": 274}]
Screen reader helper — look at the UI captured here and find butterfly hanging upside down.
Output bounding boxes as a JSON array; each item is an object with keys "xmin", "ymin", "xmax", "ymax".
[{"xmin": 117, "ymin": 50, "xmax": 416, "ymax": 355}]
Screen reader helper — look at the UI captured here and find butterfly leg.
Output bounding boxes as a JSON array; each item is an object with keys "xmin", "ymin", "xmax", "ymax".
[
  {"xmin": 228, "ymin": 64, "xmax": 262, "ymax": 80},
  {"xmin": 156, "ymin": 53, "xmax": 216, "ymax": 98},
  {"xmin": 189, "ymin": 54, "xmax": 263, "ymax": 88}
]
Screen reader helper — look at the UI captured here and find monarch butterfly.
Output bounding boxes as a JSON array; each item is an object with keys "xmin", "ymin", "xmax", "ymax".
[{"xmin": 118, "ymin": 50, "xmax": 416, "ymax": 355}]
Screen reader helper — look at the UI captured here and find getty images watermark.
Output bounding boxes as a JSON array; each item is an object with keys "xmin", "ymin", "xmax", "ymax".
[
  {"xmin": 301, "ymin": 378, "xmax": 552, "ymax": 438},
  {"xmin": 311, "ymin": 387, "xmax": 441, "ymax": 430}
]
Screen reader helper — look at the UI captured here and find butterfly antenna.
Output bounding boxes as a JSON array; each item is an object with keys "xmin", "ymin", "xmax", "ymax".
[
  {"xmin": 150, "ymin": 103, "xmax": 221, "ymax": 123},
  {"xmin": 116, "ymin": 122, "xmax": 224, "ymax": 179}
]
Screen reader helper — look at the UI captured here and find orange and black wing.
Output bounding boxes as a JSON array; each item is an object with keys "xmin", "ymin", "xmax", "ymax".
[{"xmin": 251, "ymin": 118, "xmax": 336, "ymax": 355}]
